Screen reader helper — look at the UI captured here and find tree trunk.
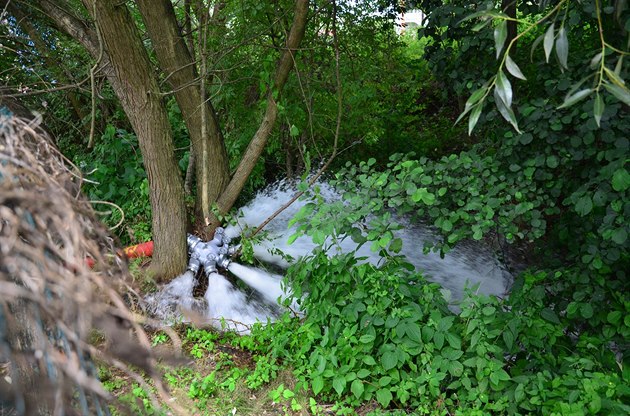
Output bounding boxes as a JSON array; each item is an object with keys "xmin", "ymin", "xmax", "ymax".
[
  {"xmin": 502, "ymin": 0, "xmax": 517, "ymax": 51},
  {"xmin": 136, "ymin": 0, "xmax": 230, "ymax": 234},
  {"xmin": 215, "ymin": 0, "xmax": 309, "ymax": 214},
  {"xmin": 85, "ymin": 0, "xmax": 188, "ymax": 279}
]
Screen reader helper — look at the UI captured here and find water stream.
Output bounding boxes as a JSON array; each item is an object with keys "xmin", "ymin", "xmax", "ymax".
[{"xmin": 145, "ymin": 180, "xmax": 512, "ymax": 332}]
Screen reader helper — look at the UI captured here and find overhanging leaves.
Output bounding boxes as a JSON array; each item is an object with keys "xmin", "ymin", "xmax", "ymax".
[
  {"xmin": 506, "ymin": 55, "xmax": 526, "ymax": 80},
  {"xmin": 544, "ymin": 22, "xmax": 555, "ymax": 63},
  {"xmin": 494, "ymin": 20, "xmax": 508, "ymax": 59},
  {"xmin": 557, "ymin": 89, "xmax": 593, "ymax": 109},
  {"xmin": 555, "ymin": 26, "xmax": 569, "ymax": 69},
  {"xmin": 495, "ymin": 70, "xmax": 513, "ymax": 108}
]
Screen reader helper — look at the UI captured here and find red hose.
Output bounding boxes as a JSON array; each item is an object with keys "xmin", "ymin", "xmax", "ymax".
[{"xmin": 86, "ymin": 240, "xmax": 154, "ymax": 268}]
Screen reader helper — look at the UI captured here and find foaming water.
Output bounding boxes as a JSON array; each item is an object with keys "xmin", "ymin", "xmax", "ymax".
[
  {"xmin": 144, "ymin": 271, "xmax": 206, "ymax": 322},
  {"xmin": 204, "ymin": 272, "xmax": 273, "ymax": 333},
  {"xmin": 147, "ymin": 180, "xmax": 512, "ymax": 330},
  {"xmin": 232, "ymin": 180, "xmax": 511, "ymax": 301}
]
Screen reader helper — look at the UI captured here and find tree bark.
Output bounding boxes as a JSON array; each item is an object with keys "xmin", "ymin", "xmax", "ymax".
[
  {"xmin": 215, "ymin": 0, "xmax": 309, "ymax": 214},
  {"xmin": 502, "ymin": 0, "xmax": 518, "ymax": 51},
  {"xmin": 136, "ymin": 0, "xmax": 230, "ymax": 232},
  {"xmin": 84, "ymin": 0, "xmax": 188, "ymax": 279}
]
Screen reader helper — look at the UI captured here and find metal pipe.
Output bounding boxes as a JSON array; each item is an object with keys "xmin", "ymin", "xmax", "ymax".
[{"xmin": 186, "ymin": 227, "xmax": 235, "ymax": 275}]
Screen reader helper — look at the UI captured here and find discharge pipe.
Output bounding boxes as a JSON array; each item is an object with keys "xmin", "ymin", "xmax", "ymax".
[{"xmin": 186, "ymin": 227, "xmax": 236, "ymax": 275}]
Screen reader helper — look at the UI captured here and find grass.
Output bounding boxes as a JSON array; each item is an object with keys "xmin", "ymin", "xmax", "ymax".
[{"xmin": 97, "ymin": 321, "xmax": 314, "ymax": 415}]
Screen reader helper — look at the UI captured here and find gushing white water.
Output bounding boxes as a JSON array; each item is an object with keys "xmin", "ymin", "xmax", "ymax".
[
  {"xmin": 144, "ymin": 270, "xmax": 206, "ymax": 322},
  {"xmin": 228, "ymin": 262, "xmax": 301, "ymax": 312},
  {"xmin": 228, "ymin": 263, "xmax": 284, "ymax": 304},
  {"xmin": 229, "ymin": 180, "xmax": 511, "ymax": 301},
  {"xmin": 204, "ymin": 272, "xmax": 272, "ymax": 333}
]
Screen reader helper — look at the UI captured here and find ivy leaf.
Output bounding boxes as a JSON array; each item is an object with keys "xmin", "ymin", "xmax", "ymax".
[
  {"xmin": 544, "ymin": 22, "xmax": 555, "ymax": 63},
  {"xmin": 506, "ymin": 55, "xmax": 526, "ymax": 80},
  {"xmin": 575, "ymin": 195, "xmax": 593, "ymax": 216},
  {"xmin": 603, "ymin": 82, "xmax": 630, "ymax": 106},
  {"xmin": 611, "ymin": 228, "xmax": 627, "ymax": 245},
  {"xmin": 495, "ymin": 70, "xmax": 513, "ymax": 107},
  {"xmin": 493, "ymin": 88, "xmax": 521, "ymax": 133},
  {"xmin": 612, "ymin": 168, "xmax": 630, "ymax": 191},
  {"xmin": 557, "ymin": 89, "xmax": 592, "ymax": 109},
  {"xmin": 594, "ymin": 93, "xmax": 605, "ymax": 127},
  {"xmin": 555, "ymin": 26, "xmax": 569, "ymax": 69},
  {"xmin": 494, "ymin": 20, "xmax": 508, "ymax": 59}
]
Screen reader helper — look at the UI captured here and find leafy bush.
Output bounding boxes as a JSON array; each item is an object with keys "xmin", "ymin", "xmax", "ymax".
[
  {"xmin": 244, "ymin": 251, "xmax": 629, "ymax": 414},
  {"xmin": 73, "ymin": 125, "xmax": 155, "ymax": 245}
]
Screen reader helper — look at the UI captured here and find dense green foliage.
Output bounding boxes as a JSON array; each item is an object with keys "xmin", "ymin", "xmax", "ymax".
[
  {"xmin": 2, "ymin": 0, "xmax": 629, "ymax": 414},
  {"xmin": 228, "ymin": 1, "xmax": 629, "ymax": 414}
]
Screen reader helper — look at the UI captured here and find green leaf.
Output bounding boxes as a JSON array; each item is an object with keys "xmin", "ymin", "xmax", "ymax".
[
  {"xmin": 376, "ymin": 389, "xmax": 393, "ymax": 407},
  {"xmin": 449, "ymin": 361, "xmax": 464, "ymax": 377},
  {"xmin": 360, "ymin": 334, "xmax": 376, "ymax": 344},
  {"xmin": 603, "ymin": 82, "xmax": 630, "ymax": 106},
  {"xmin": 494, "ymin": 20, "xmax": 508, "ymax": 59},
  {"xmin": 604, "ymin": 66, "xmax": 626, "ymax": 89},
  {"xmin": 506, "ymin": 55, "xmax": 526, "ymax": 80},
  {"xmin": 332, "ymin": 377, "xmax": 346, "ymax": 395},
  {"xmin": 456, "ymin": 87, "xmax": 488, "ymax": 125},
  {"xmin": 495, "ymin": 70, "xmax": 512, "ymax": 107},
  {"xmin": 351, "ymin": 379, "xmax": 364, "ymax": 399},
  {"xmin": 468, "ymin": 103, "xmax": 483, "ymax": 135},
  {"xmin": 590, "ymin": 52, "xmax": 603, "ymax": 69},
  {"xmin": 357, "ymin": 369, "xmax": 371, "ymax": 378},
  {"xmin": 580, "ymin": 303, "xmax": 594, "ymax": 319},
  {"xmin": 503, "ymin": 330, "xmax": 514, "ymax": 349},
  {"xmin": 379, "ymin": 376, "xmax": 392, "ymax": 387},
  {"xmin": 289, "ymin": 124, "xmax": 299, "ymax": 137},
  {"xmin": 406, "ymin": 323, "xmax": 422, "ymax": 343},
  {"xmin": 544, "ymin": 23, "xmax": 555, "ymax": 63},
  {"xmin": 546, "ymin": 155, "xmax": 559, "ymax": 168},
  {"xmin": 575, "ymin": 195, "xmax": 593, "ymax": 216},
  {"xmin": 558, "ymin": 89, "xmax": 593, "ymax": 109},
  {"xmin": 555, "ymin": 26, "xmax": 569, "ymax": 69},
  {"xmin": 607, "ymin": 311, "xmax": 622, "ymax": 325},
  {"xmin": 441, "ymin": 219, "xmax": 453, "ymax": 232},
  {"xmin": 611, "ymin": 228, "xmax": 627, "ymax": 245},
  {"xmin": 312, "ymin": 376, "xmax": 324, "ymax": 395},
  {"xmin": 363, "ymin": 356, "xmax": 377, "ymax": 366},
  {"xmin": 385, "ymin": 316, "xmax": 400, "ymax": 329},
  {"xmin": 594, "ymin": 93, "xmax": 605, "ymax": 127},
  {"xmin": 612, "ymin": 168, "xmax": 630, "ymax": 191},
  {"xmin": 541, "ymin": 308, "xmax": 561, "ymax": 324},
  {"xmin": 493, "ymin": 88, "xmax": 521, "ymax": 133},
  {"xmin": 382, "ymin": 352, "xmax": 398, "ymax": 371}
]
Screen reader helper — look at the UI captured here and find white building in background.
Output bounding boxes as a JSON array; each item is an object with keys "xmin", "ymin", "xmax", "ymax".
[{"xmin": 396, "ymin": 10, "xmax": 426, "ymax": 34}]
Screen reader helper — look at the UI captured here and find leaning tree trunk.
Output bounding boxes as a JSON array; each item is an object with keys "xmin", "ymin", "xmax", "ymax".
[
  {"xmin": 215, "ymin": 0, "xmax": 309, "ymax": 215},
  {"xmin": 136, "ymin": 0, "xmax": 231, "ymax": 235},
  {"xmin": 86, "ymin": 0, "xmax": 188, "ymax": 279}
]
